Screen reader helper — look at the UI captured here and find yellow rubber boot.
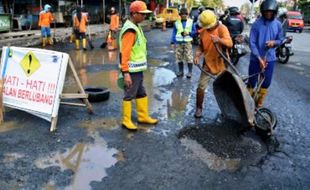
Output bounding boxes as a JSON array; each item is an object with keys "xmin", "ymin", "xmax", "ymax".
[
  {"xmin": 247, "ymin": 87, "xmax": 254, "ymax": 97},
  {"xmin": 75, "ymin": 40, "xmax": 80, "ymax": 50},
  {"xmin": 69, "ymin": 34, "xmax": 75, "ymax": 43},
  {"xmin": 42, "ymin": 38, "xmax": 47, "ymax": 47},
  {"xmin": 82, "ymin": 38, "xmax": 87, "ymax": 50},
  {"xmin": 136, "ymin": 96, "xmax": 158, "ymax": 124},
  {"xmin": 47, "ymin": 37, "xmax": 53, "ymax": 45},
  {"xmin": 122, "ymin": 100, "xmax": 138, "ymax": 130},
  {"xmin": 256, "ymin": 88, "xmax": 268, "ymax": 108}
]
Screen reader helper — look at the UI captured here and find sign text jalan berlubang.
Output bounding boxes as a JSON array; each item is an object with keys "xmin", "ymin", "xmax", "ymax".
[{"xmin": 3, "ymin": 75, "xmax": 57, "ymax": 105}]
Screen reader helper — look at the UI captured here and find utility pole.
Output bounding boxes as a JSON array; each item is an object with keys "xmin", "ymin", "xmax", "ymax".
[
  {"xmin": 119, "ymin": 0, "xmax": 122, "ymax": 19},
  {"xmin": 103, "ymin": 0, "xmax": 105, "ymax": 24}
]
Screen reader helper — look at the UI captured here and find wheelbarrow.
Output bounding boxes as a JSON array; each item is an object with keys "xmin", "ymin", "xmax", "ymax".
[{"xmin": 196, "ymin": 42, "xmax": 277, "ymax": 138}]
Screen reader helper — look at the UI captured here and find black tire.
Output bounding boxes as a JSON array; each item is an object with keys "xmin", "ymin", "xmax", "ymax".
[
  {"xmin": 278, "ymin": 46, "xmax": 290, "ymax": 64},
  {"xmin": 84, "ymin": 86, "xmax": 110, "ymax": 102},
  {"xmin": 254, "ymin": 107, "xmax": 277, "ymax": 139}
]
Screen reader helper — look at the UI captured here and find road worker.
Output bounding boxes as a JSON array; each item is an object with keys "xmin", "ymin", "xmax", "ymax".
[
  {"xmin": 193, "ymin": 10, "xmax": 233, "ymax": 118},
  {"xmin": 73, "ymin": 6, "xmax": 89, "ymax": 50},
  {"xmin": 38, "ymin": 4, "xmax": 54, "ymax": 47},
  {"xmin": 119, "ymin": 1, "xmax": 158, "ymax": 130},
  {"xmin": 170, "ymin": 7, "xmax": 195, "ymax": 78},
  {"xmin": 247, "ymin": 0, "xmax": 283, "ymax": 107}
]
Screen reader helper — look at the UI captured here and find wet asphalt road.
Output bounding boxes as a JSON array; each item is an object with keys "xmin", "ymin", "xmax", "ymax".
[{"xmin": 0, "ymin": 28, "xmax": 309, "ymax": 190}]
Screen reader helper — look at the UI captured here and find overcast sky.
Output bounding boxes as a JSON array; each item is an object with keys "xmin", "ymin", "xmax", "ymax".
[{"xmin": 223, "ymin": 0, "xmax": 255, "ymax": 8}]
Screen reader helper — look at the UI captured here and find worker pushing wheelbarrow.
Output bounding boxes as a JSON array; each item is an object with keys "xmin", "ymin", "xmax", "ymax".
[
  {"xmin": 196, "ymin": 41, "xmax": 277, "ymax": 139},
  {"xmin": 194, "ymin": 10, "xmax": 278, "ymax": 139}
]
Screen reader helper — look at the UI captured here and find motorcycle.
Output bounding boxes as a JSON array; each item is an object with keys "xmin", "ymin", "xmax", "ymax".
[
  {"xmin": 276, "ymin": 36, "xmax": 293, "ymax": 64},
  {"xmin": 230, "ymin": 34, "xmax": 248, "ymax": 65}
]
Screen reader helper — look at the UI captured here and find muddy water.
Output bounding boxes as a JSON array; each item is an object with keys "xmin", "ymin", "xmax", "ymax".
[
  {"xmin": 63, "ymin": 48, "xmax": 186, "ymax": 121},
  {"xmin": 35, "ymin": 132, "xmax": 119, "ymax": 190}
]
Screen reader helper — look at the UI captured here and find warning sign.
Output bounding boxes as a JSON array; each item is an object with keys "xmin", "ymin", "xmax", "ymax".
[
  {"xmin": 0, "ymin": 46, "xmax": 68, "ymax": 122},
  {"xmin": 20, "ymin": 51, "xmax": 41, "ymax": 77}
]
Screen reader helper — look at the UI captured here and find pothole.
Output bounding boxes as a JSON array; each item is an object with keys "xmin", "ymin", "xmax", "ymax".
[{"xmin": 178, "ymin": 121, "xmax": 270, "ymax": 172}]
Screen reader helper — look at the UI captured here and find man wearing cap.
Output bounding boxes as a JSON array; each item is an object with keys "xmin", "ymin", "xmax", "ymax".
[
  {"xmin": 193, "ymin": 10, "xmax": 233, "ymax": 118},
  {"xmin": 39, "ymin": 4, "xmax": 54, "ymax": 47},
  {"xmin": 119, "ymin": 1, "xmax": 158, "ymax": 130},
  {"xmin": 170, "ymin": 7, "xmax": 196, "ymax": 79}
]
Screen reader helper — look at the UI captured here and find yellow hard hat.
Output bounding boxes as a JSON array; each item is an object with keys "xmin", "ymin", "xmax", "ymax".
[{"xmin": 198, "ymin": 10, "xmax": 217, "ymax": 29}]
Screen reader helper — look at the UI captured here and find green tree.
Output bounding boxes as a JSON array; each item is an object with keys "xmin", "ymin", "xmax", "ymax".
[{"xmin": 201, "ymin": 0, "xmax": 224, "ymax": 9}]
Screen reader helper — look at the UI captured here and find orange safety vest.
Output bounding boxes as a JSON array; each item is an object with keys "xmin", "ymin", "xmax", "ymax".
[
  {"xmin": 110, "ymin": 14, "xmax": 119, "ymax": 31},
  {"xmin": 74, "ymin": 13, "xmax": 88, "ymax": 33}
]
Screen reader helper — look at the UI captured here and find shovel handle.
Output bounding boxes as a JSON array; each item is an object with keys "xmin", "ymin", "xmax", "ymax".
[{"xmin": 213, "ymin": 42, "xmax": 241, "ymax": 76}]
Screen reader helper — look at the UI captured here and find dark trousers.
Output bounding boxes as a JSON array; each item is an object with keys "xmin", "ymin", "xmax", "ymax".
[
  {"xmin": 123, "ymin": 72, "xmax": 147, "ymax": 101},
  {"xmin": 248, "ymin": 59, "xmax": 275, "ymax": 89}
]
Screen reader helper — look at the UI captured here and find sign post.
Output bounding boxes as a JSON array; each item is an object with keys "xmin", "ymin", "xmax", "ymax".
[{"xmin": 0, "ymin": 46, "xmax": 92, "ymax": 132}]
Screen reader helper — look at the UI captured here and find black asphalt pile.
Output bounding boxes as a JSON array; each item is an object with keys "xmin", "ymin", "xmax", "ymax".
[{"xmin": 178, "ymin": 120, "xmax": 269, "ymax": 168}]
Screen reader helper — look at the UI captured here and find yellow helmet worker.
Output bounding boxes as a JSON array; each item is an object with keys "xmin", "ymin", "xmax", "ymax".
[{"xmin": 198, "ymin": 10, "xmax": 217, "ymax": 29}]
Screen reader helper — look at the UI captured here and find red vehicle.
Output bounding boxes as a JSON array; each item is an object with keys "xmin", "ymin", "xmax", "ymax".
[{"xmin": 287, "ymin": 11, "xmax": 304, "ymax": 33}]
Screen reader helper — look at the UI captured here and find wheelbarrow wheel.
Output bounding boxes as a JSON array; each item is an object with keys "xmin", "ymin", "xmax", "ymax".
[{"xmin": 254, "ymin": 107, "xmax": 277, "ymax": 139}]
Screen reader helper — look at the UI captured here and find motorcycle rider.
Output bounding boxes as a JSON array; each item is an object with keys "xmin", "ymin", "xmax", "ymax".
[
  {"xmin": 222, "ymin": 7, "xmax": 244, "ymax": 38},
  {"xmin": 278, "ymin": 10, "xmax": 288, "ymax": 37},
  {"xmin": 248, "ymin": 0, "xmax": 283, "ymax": 107}
]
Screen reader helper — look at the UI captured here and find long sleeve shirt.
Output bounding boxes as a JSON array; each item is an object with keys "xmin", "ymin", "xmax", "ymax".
[
  {"xmin": 170, "ymin": 19, "xmax": 196, "ymax": 44},
  {"xmin": 38, "ymin": 11, "xmax": 53, "ymax": 27},
  {"xmin": 198, "ymin": 24, "xmax": 233, "ymax": 75},
  {"xmin": 110, "ymin": 14, "xmax": 120, "ymax": 31},
  {"xmin": 120, "ymin": 30, "xmax": 136, "ymax": 73},
  {"xmin": 249, "ymin": 17, "xmax": 284, "ymax": 62}
]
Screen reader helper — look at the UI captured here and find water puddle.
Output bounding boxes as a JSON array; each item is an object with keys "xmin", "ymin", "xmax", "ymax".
[
  {"xmin": 181, "ymin": 138, "xmax": 240, "ymax": 172},
  {"xmin": 149, "ymin": 68, "xmax": 175, "ymax": 87},
  {"xmin": 68, "ymin": 49, "xmax": 119, "ymax": 66},
  {"xmin": 2, "ymin": 152, "xmax": 25, "ymax": 163},
  {"xmin": 35, "ymin": 132, "xmax": 119, "ymax": 190},
  {"xmin": 0, "ymin": 121, "xmax": 23, "ymax": 133},
  {"xmin": 63, "ymin": 69, "xmax": 121, "ymax": 93},
  {"xmin": 77, "ymin": 118, "xmax": 119, "ymax": 134}
]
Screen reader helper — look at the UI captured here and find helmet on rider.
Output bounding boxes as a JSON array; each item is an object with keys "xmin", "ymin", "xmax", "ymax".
[
  {"xmin": 260, "ymin": 0, "xmax": 278, "ymax": 19},
  {"xmin": 228, "ymin": 6, "xmax": 239, "ymax": 16},
  {"xmin": 278, "ymin": 8, "xmax": 287, "ymax": 18},
  {"xmin": 198, "ymin": 10, "xmax": 217, "ymax": 29},
  {"xmin": 198, "ymin": 6, "xmax": 205, "ymax": 14}
]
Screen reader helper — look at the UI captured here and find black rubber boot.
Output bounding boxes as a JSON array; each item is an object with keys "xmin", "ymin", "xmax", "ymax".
[
  {"xmin": 176, "ymin": 62, "xmax": 184, "ymax": 77},
  {"xmin": 186, "ymin": 63, "xmax": 193, "ymax": 79}
]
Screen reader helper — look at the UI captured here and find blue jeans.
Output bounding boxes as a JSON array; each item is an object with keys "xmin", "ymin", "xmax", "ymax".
[
  {"xmin": 41, "ymin": 27, "xmax": 51, "ymax": 38},
  {"xmin": 248, "ymin": 59, "xmax": 275, "ymax": 89}
]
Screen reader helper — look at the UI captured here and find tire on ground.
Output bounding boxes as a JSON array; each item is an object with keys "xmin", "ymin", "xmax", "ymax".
[{"xmin": 84, "ymin": 86, "xmax": 110, "ymax": 102}]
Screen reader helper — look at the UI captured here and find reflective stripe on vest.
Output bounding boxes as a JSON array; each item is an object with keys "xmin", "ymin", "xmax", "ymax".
[
  {"xmin": 119, "ymin": 20, "xmax": 147, "ymax": 73},
  {"xmin": 175, "ymin": 19, "xmax": 193, "ymax": 42}
]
